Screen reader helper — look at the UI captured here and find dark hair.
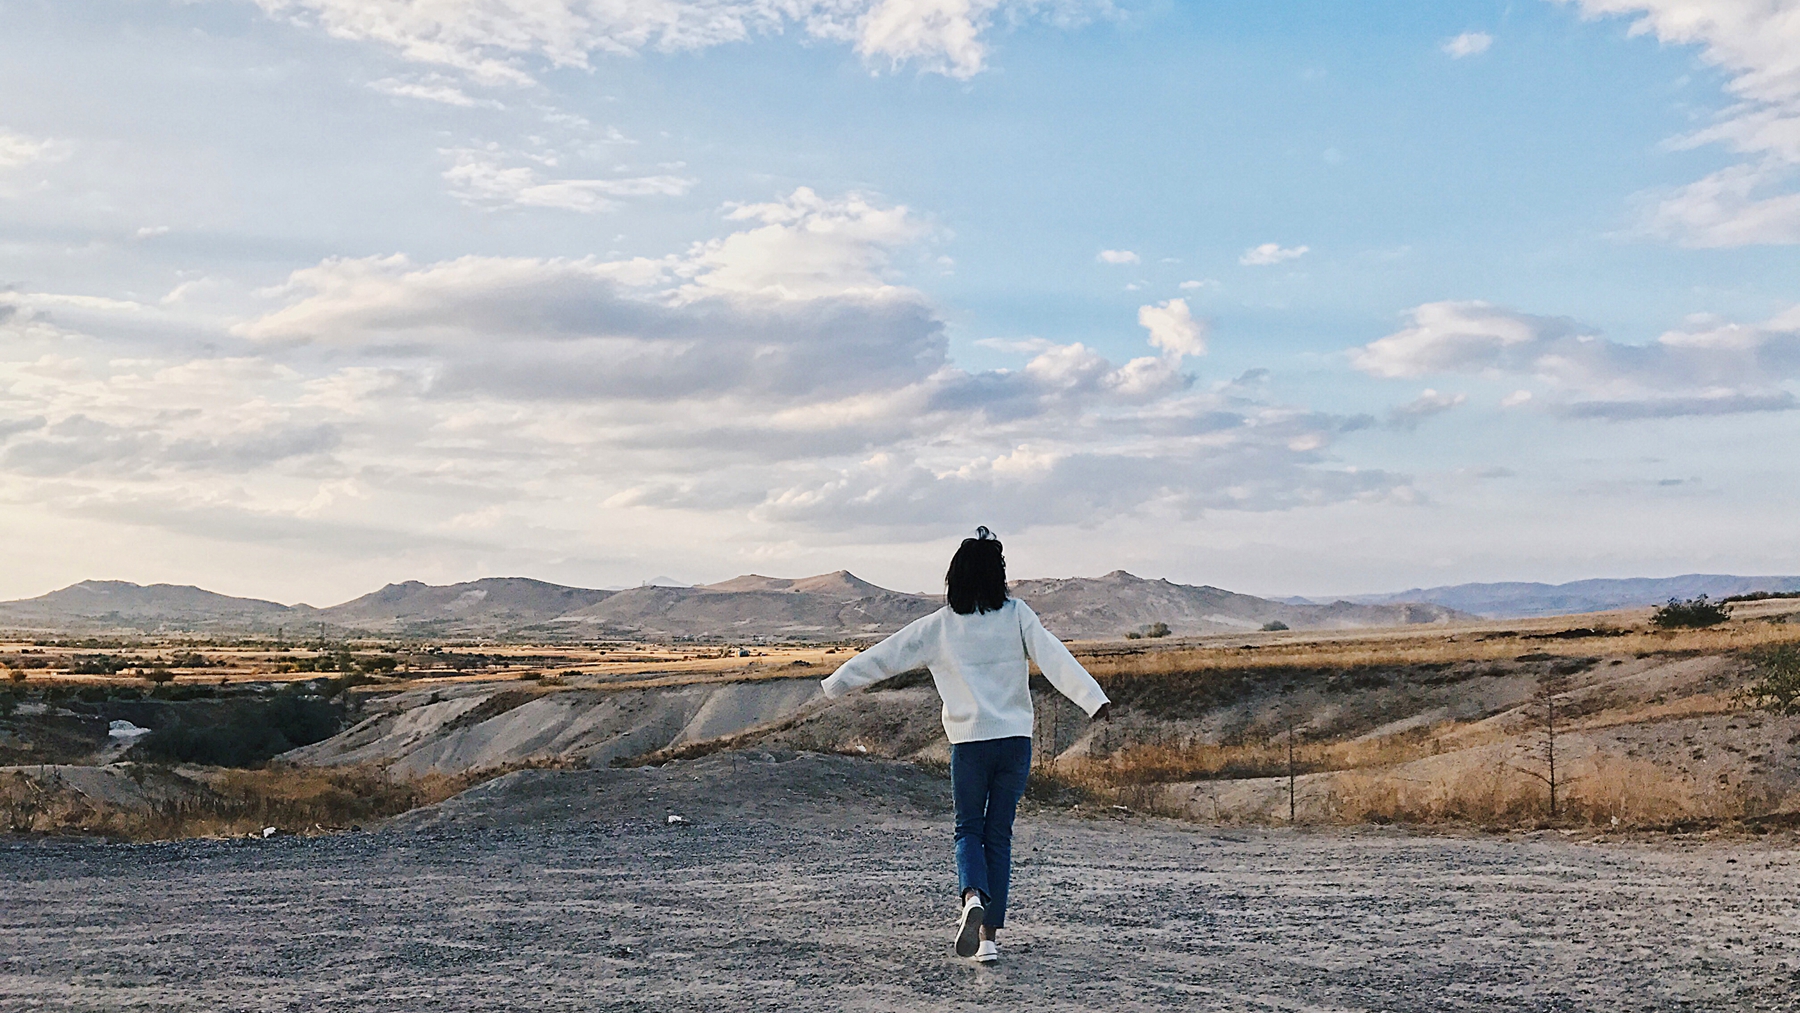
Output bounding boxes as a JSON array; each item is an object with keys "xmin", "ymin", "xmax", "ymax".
[{"xmin": 946, "ymin": 526, "xmax": 1008, "ymax": 615}]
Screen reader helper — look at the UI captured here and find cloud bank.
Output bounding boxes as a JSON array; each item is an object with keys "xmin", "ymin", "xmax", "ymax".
[
  {"xmin": 1352, "ymin": 299, "xmax": 1800, "ymax": 418},
  {"xmin": 0, "ymin": 188, "xmax": 1396, "ymax": 577}
]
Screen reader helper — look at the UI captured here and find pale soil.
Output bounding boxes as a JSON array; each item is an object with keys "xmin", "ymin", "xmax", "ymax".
[{"xmin": 4, "ymin": 751, "xmax": 1799, "ymax": 1012}]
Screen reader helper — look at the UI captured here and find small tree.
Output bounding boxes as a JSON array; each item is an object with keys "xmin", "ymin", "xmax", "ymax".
[
  {"xmin": 1511, "ymin": 674, "xmax": 1571, "ymax": 818},
  {"xmin": 1261, "ymin": 621, "xmax": 1290, "ymax": 632},
  {"xmin": 142, "ymin": 667, "xmax": 175, "ymax": 686},
  {"xmin": 1651, "ymin": 595, "xmax": 1731, "ymax": 629},
  {"xmin": 1741, "ymin": 644, "xmax": 1800, "ymax": 715},
  {"xmin": 1145, "ymin": 622, "xmax": 1171, "ymax": 638}
]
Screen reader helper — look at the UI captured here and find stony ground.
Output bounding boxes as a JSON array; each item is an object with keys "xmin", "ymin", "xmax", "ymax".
[{"xmin": 3, "ymin": 751, "xmax": 1799, "ymax": 1012}]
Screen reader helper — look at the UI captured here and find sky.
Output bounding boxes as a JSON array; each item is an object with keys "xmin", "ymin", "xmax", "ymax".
[{"xmin": 3, "ymin": 0, "xmax": 1800, "ymax": 605}]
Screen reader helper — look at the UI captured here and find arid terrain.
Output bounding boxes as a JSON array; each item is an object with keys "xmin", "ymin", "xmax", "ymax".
[
  {"xmin": 5, "ymin": 593, "xmax": 1800, "ymax": 1010},
  {"xmin": 4, "ymin": 752, "xmax": 1798, "ymax": 1012}
]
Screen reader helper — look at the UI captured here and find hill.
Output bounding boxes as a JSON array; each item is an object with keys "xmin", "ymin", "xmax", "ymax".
[
  {"xmin": 0, "ymin": 580, "xmax": 304, "ymax": 633},
  {"xmin": 316, "ymin": 578, "xmax": 616, "ymax": 634},
  {"xmin": 554, "ymin": 573, "xmax": 937, "ymax": 639},
  {"xmin": 1344, "ymin": 573, "xmax": 1800, "ymax": 618},
  {"xmin": 1014, "ymin": 571, "xmax": 1465, "ymax": 638}
]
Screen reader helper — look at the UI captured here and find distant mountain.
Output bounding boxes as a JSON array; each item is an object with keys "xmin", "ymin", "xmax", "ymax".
[
  {"xmin": 317, "ymin": 578, "xmax": 617, "ymax": 633},
  {"xmin": 1013, "ymin": 571, "xmax": 1467, "ymax": 638},
  {"xmin": 0, "ymin": 569, "xmax": 1516, "ymax": 640},
  {"xmin": 0, "ymin": 580, "xmax": 304, "ymax": 633},
  {"xmin": 1345, "ymin": 574, "xmax": 1800, "ymax": 618},
  {"xmin": 557, "ymin": 571, "xmax": 938, "ymax": 638}
]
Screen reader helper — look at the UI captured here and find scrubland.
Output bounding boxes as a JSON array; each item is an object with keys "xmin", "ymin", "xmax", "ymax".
[{"xmin": 4, "ymin": 599, "xmax": 1799, "ymax": 840}]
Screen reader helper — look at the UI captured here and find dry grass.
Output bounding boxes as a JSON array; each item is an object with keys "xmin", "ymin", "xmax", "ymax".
[
  {"xmin": 1075, "ymin": 620, "xmax": 1800, "ymax": 681},
  {"xmin": 0, "ymin": 761, "xmax": 559, "ymax": 842},
  {"xmin": 1055, "ymin": 729, "xmax": 1451, "ymax": 786},
  {"xmin": 1323, "ymin": 755, "xmax": 1786, "ymax": 829}
]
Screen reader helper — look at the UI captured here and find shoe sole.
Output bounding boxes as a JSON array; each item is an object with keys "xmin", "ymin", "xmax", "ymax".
[
  {"xmin": 955, "ymin": 902, "xmax": 985, "ymax": 958},
  {"xmin": 974, "ymin": 951, "xmax": 998, "ymax": 965}
]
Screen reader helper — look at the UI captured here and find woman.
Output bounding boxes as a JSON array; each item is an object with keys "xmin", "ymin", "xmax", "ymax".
[{"xmin": 819, "ymin": 527, "xmax": 1112, "ymax": 964}]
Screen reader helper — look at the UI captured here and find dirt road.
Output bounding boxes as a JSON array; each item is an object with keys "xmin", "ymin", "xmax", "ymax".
[{"xmin": 3, "ymin": 751, "xmax": 1797, "ymax": 1011}]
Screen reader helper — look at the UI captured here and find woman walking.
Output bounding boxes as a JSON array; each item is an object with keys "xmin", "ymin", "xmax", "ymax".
[{"xmin": 818, "ymin": 527, "xmax": 1112, "ymax": 963}]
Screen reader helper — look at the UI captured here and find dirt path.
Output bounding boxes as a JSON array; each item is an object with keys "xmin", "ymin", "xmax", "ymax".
[{"xmin": 3, "ymin": 752, "xmax": 1797, "ymax": 1012}]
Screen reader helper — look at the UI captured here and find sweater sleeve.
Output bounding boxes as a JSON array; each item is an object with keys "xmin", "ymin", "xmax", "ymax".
[
  {"xmin": 819, "ymin": 611, "xmax": 938, "ymax": 699},
  {"xmin": 1018, "ymin": 602, "xmax": 1110, "ymax": 717}
]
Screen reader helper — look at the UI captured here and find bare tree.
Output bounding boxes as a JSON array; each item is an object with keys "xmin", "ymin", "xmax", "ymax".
[{"xmin": 1511, "ymin": 674, "xmax": 1570, "ymax": 818}]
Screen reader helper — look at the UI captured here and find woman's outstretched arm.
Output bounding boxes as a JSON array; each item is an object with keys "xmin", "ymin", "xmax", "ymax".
[
  {"xmin": 1017, "ymin": 602, "xmax": 1111, "ymax": 718},
  {"xmin": 818, "ymin": 612, "xmax": 937, "ymax": 699}
]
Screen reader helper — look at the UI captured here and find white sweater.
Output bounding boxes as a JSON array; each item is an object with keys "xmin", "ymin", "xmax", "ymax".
[{"xmin": 819, "ymin": 598, "xmax": 1109, "ymax": 744}]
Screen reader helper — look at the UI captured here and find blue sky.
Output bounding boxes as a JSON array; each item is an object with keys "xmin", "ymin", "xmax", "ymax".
[{"xmin": 3, "ymin": 0, "xmax": 1799, "ymax": 604}]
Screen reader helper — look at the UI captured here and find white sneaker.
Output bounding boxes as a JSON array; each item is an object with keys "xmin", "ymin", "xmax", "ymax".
[
  {"xmin": 954, "ymin": 893, "xmax": 985, "ymax": 957},
  {"xmin": 974, "ymin": 939, "xmax": 998, "ymax": 964}
]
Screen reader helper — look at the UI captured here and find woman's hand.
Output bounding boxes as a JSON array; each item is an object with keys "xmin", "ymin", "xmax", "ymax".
[{"xmin": 1092, "ymin": 702, "xmax": 1112, "ymax": 722}]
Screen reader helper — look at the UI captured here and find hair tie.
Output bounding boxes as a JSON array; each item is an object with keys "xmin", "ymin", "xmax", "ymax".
[{"xmin": 975, "ymin": 525, "xmax": 994, "ymax": 540}]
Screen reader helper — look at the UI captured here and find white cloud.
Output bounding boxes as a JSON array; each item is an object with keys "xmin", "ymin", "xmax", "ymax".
[
  {"xmin": 1239, "ymin": 242, "xmax": 1309, "ymax": 266},
  {"xmin": 1351, "ymin": 299, "xmax": 1800, "ymax": 418},
  {"xmin": 1179, "ymin": 278, "xmax": 1219, "ymax": 290},
  {"xmin": 1137, "ymin": 298, "xmax": 1208, "ymax": 358},
  {"xmin": 370, "ymin": 76, "xmax": 504, "ymax": 109},
  {"xmin": 1388, "ymin": 389, "xmax": 1467, "ymax": 429},
  {"xmin": 1500, "ymin": 389, "xmax": 1534, "ymax": 408},
  {"xmin": 443, "ymin": 148, "xmax": 692, "ymax": 213},
  {"xmin": 0, "ymin": 186, "xmax": 1401, "ymax": 564},
  {"xmin": 1560, "ymin": 0, "xmax": 1800, "ymax": 246},
  {"xmin": 253, "ymin": 0, "xmax": 1097, "ymax": 83},
  {"xmin": 1097, "ymin": 249, "xmax": 1139, "ymax": 264},
  {"xmin": 0, "ymin": 129, "xmax": 57, "ymax": 169},
  {"xmin": 1639, "ymin": 161, "xmax": 1800, "ymax": 247},
  {"xmin": 1442, "ymin": 31, "xmax": 1493, "ymax": 58}
]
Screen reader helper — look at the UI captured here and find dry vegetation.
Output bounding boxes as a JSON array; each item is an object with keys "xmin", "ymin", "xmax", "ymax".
[{"xmin": 0, "ymin": 761, "xmax": 558, "ymax": 841}]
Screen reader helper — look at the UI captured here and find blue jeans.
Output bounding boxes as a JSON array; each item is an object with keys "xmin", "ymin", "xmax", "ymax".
[{"xmin": 950, "ymin": 735, "xmax": 1031, "ymax": 930}]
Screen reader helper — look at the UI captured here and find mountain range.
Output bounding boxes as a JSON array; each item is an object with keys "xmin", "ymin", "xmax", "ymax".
[
  {"xmin": 1336, "ymin": 573, "xmax": 1800, "ymax": 618},
  {"xmin": 10, "ymin": 569, "xmax": 1791, "ymax": 640},
  {"xmin": 0, "ymin": 570, "xmax": 1465, "ymax": 641}
]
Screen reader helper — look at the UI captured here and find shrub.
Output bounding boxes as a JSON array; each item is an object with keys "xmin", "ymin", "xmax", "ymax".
[
  {"xmin": 1146, "ymin": 622, "xmax": 1171, "ymax": 638},
  {"xmin": 142, "ymin": 668, "xmax": 176, "ymax": 685},
  {"xmin": 7, "ymin": 669, "xmax": 24, "ymax": 684},
  {"xmin": 1650, "ymin": 596, "xmax": 1731, "ymax": 629},
  {"xmin": 1741, "ymin": 644, "xmax": 1800, "ymax": 716},
  {"xmin": 1261, "ymin": 621, "xmax": 1290, "ymax": 632},
  {"xmin": 69, "ymin": 654, "xmax": 132, "ymax": 676}
]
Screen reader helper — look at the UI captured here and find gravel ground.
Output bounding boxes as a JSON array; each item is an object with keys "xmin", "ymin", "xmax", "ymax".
[{"xmin": 3, "ymin": 751, "xmax": 1798, "ymax": 1012}]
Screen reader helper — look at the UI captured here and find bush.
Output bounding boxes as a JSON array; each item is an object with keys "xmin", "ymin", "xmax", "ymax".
[
  {"xmin": 1145, "ymin": 622, "xmax": 1171, "ymax": 639},
  {"xmin": 142, "ymin": 668, "xmax": 176, "ymax": 685},
  {"xmin": 130, "ymin": 688, "xmax": 344, "ymax": 767},
  {"xmin": 1741, "ymin": 644, "xmax": 1800, "ymax": 716},
  {"xmin": 1261, "ymin": 621, "xmax": 1290, "ymax": 632},
  {"xmin": 69, "ymin": 654, "xmax": 132, "ymax": 675},
  {"xmin": 1650, "ymin": 596, "xmax": 1731, "ymax": 629}
]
